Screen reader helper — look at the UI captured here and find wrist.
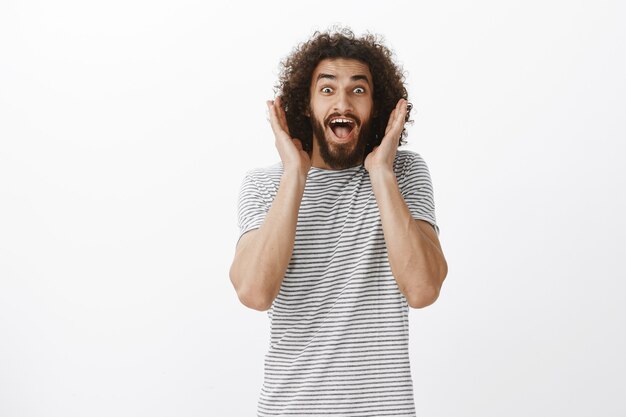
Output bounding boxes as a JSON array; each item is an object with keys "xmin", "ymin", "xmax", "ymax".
[
  {"xmin": 282, "ymin": 164, "xmax": 308, "ymax": 183},
  {"xmin": 368, "ymin": 166, "xmax": 397, "ymax": 194},
  {"xmin": 367, "ymin": 165, "xmax": 394, "ymax": 180}
]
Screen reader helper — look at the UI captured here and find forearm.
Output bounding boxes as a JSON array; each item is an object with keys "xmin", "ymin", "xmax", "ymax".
[
  {"xmin": 369, "ymin": 168, "xmax": 446, "ymax": 308},
  {"xmin": 230, "ymin": 169, "xmax": 307, "ymax": 310}
]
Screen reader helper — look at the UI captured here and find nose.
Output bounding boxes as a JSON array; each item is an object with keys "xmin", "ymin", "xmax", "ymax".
[{"xmin": 333, "ymin": 89, "xmax": 353, "ymax": 114}]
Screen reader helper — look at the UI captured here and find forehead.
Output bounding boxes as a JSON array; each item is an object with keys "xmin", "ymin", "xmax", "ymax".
[{"xmin": 311, "ymin": 58, "xmax": 373, "ymax": 84}]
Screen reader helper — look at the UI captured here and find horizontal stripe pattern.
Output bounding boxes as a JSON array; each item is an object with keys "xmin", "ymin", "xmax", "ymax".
[{"xmin": 237, "ymin": 150, "xmax": 438, "ymax": 416}]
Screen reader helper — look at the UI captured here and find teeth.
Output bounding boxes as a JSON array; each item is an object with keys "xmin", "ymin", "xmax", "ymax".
[{"xmin": 330, "ymin": 118, "xmax": 354, "ymax": 124}]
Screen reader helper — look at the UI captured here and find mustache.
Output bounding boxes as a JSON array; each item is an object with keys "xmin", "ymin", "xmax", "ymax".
[{"xmin": 324, "ymin": 112, "xmax": 361, "ymax": 127}]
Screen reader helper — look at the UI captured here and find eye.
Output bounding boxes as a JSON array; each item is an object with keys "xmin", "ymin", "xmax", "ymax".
[
  {"xmin": 321, "ymin": 87, "xmax": 333, "ymax": 93},
  {"xmin": 354, "ymin": 87, "xmax": 366, "ymax": 94}
]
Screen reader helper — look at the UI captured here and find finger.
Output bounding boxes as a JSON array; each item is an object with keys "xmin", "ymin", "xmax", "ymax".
[
  {"xmin": 398, "ymin": 99, "xmax": 409, "ymax": 123},
  {"xmin": 383, "ymin": 100, "xmax": 407, "ymax": 147},
  {"xmin": 391, "ymin": 99, "xmax": 407, "ymax": 134},
  {"xmin": 275, "ymin": 96, "xmax": 291, "ymax": 136},
  {"xmin": 267, "ymin": 100, "xmax": 285, "ymax": 138},
  {"xmin": 385, "ymin": 99, "xmax": 404, "ymax": 135}
]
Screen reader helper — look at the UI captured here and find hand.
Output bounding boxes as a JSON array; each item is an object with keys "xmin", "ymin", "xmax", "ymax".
[
  {"xmin": 267, "ymin": 96, "xmax": 311, "ymax": 178},
  {"xmin": 364, "ymin": 98, "xmax": 408, "ymax": 174}
]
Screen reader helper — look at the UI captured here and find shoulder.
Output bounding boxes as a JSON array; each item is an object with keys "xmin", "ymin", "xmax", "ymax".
[
  {"xmin": 393, "ymin": 149, "xmax": 429, "ymax": 175},
  {"xmin": 242, "ymin": 161, "xmax": 284, "ymax": 184},
  {"xmin": 238, "ymin": 162, "xmax": 283, "ymax": 204}
]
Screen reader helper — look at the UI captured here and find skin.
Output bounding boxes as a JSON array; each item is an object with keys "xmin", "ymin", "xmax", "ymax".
[
  {"xmin": 308, "ymin": 58, "xmax": 374, "ymax": 170},
  {"xmin": 230, "ymin": 57, "xmax": 447, "ymax": 310},
  {"xmin": 365, "ymin": 97, "xmax": 448, "ymax": 307}
]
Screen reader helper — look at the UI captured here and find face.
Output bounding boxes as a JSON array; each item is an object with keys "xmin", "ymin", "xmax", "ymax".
[{"xmin": 308, "ymin": 58, "xmax": 374, "ymax": 170}]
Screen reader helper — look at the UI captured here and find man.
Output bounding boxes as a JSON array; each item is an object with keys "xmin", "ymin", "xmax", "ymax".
[{"xmin": 230, "ymin": 28, "xmax": 448, "ymax": 417}]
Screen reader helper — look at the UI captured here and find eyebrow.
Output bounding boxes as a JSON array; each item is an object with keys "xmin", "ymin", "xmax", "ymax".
[{"xmin": 316, "ymin": 73, "xmax": 371, "ymax": 86}]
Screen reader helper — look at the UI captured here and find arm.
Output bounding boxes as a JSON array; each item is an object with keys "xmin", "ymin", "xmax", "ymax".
[
  {"xmin": 365, "ymin": 99, "xmax": 448, "ymax": 308},
  {"xmin": 229, "ymin": 97, "xmax": 311, "ymax": 311},
  {"xmin": 369, "ymin": 168, "xmax": 447, "ymax": 308}
]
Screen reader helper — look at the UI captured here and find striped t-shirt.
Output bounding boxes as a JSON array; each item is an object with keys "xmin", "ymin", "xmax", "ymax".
[{"xmin": 236, "ymin": 149, "xmax": 439, "ymax": 417}]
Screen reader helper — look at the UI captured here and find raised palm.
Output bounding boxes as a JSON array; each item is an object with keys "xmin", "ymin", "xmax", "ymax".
[{"xmin": 267, "ymin": 97, "xmax": 311, "ymax": 177}]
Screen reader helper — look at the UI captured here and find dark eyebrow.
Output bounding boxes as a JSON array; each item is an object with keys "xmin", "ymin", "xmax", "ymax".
[
  {"xmin": 316, "ymin": 73, "xmax": 336, "ymax": 83},
  {"xmin": 350, "ymin": 75, "xmax": 371, "ymax": 85},
  {"xmin": 316, "ymin": 73, "xmax": 371, "ymax": 86}
]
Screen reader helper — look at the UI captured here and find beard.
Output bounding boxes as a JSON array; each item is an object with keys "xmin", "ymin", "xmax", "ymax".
[{"xmin": 310, "ymin": 113, "xmax": 373, "ymax": 170}]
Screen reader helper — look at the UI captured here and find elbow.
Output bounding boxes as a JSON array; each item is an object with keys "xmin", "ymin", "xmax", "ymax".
[
  {"xmin": 232, "ymin": 278, "xmax": 273, "ymax": 311},
  {"xmin": 237, "ymin": 289, "xmax": 272, "ymax": 311},
  {"xmin": 407, "ymin": 285, "xmax": 440, "ymax": 309},
  {"xmin": 229, "ymin": 266, "xmax": 274, "ymax": 311},
  {"xmin": 409, "ymin": 259, "xmax": 448, "ymax": 309},
  {"xmin": 406, "ymin": 270, "xmax": 446, "ymax": 309}
]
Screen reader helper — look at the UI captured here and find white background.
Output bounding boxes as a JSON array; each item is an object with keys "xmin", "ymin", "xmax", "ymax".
[{"xmin": 1, "ymin": 0, "xmax": 625, "ymax": 416}]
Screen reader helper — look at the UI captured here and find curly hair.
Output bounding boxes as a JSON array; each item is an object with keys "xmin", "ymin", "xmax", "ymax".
[{"xmin": 275, "ymin": 27, "xmax": 412, "ymax": 155}]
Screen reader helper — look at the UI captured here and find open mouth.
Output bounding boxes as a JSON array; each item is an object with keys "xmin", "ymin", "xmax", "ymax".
[{"xmin": 328, "ymin": 117, "xmax": 356, "ymax": 141}]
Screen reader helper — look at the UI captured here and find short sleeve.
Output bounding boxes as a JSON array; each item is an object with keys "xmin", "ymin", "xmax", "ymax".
[
  {"xmin": 400, "ymin": 153, "xmax": 440, "ymax": 237},
  {"xmin": 236, "ymin": 172, "xmax": 270, "ymax": 244}
]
